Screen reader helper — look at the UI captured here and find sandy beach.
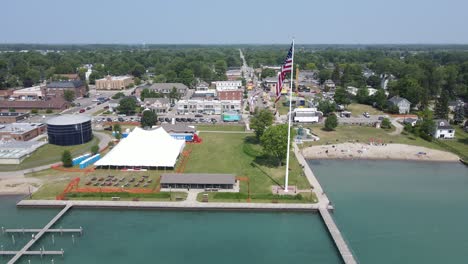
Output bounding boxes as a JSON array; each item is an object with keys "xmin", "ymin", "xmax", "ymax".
[
  {"xmin": 302, "ymin": 143, "xmax": 460, "ymax": 162},
  {"xmin": 0, "ymin": 176, "xmax": 42, "ymax": 195}
]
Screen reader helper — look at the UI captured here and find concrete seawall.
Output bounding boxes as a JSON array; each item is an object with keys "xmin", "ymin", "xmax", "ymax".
[{"xmin": 17, "ymin": 200, "xmax": 322, "ymax": 212}]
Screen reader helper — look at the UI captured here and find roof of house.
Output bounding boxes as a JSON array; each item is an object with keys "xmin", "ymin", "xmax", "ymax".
[
  {"xmin": 142, "ymin": 98, "xmax": 170, "ymax": 105},
  {"xmin": 47, "ymin": 80, "xmax": 84, "ymax": 89},
  {"xmin": 0, "ymin": 123, "xmax": 45, "ymax": 134},
  {"xmin": 160, "ymin": 173, "xmax": 235, "ymax": 185},
  {"xmin": 388, "ymin": 96, "xmax": 410, "ymax": 105},
  {"xmin": 148, "ymin": 83, "xmax": 188, "ymax": 91},
  {"xmin": 0, "ymin": 98, "xmax": 69, "ymax": 109},
  {"xmin": 403, "ymin": 118, "xmax": 418, "ymax": 123},
  {"xmin": 435, "ymin": 119, "xmax": 453, "ymax": 130}
]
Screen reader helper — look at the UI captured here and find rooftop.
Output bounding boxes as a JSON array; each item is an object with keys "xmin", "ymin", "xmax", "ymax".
[
  {"xmin": 46, "ymin": 114, "xmax": 91, "ymax": 126},
  {"xmin": 47, "ymin": 80, "xmax": 84, "ymax": 89},
  {"xmin": 0, "ymin": 112, "xmax": 29, "ymax": 117},
  {"xmin": 0, "ymin": 140, "xmax": 46, "ymax": 159},
  {"xmin": 0, "ymin": 123, "xmax": 45, "ymax": 134},
  {"xmin": 148, "ymin": 83, "xmax": 188, "ymax": 90}
]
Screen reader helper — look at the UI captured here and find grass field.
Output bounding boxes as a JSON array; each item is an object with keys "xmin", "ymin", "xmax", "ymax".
[
  {"xmin": 27, "ymin": 168, "xmax": 176, "ymax": 200},
  {"xmin": 346, "ymin": 103, "xmax": 385, "ymax": 117},
  {"xmin": 196, "ymin": 124, "xmax": 246, "ymax": 131},
  {"xmin": 0, "ymin": 136, "xmax": 100, "ymax": 171},
  {"xmin": 302, "ymin": 124, "xmax": 444, "ymax": 149},
  {"xmin": 185, "ymin": 132, "xmax": 313, "ymax": 203}
]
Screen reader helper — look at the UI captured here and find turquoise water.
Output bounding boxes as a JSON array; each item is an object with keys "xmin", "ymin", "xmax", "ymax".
[
  {"xmin": 310, "ymin": 160, "xmax": 468, "ymax": 264},
  {"xmin": 0, "ymin": 196, "xmax": 342, "ymax": 264}
]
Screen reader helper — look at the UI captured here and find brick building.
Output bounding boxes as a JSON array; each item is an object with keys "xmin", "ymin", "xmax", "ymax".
[
  {"xmin": 96, "ymin": 75, "xmax": 134, "ymax": 90},
  {"xmin": 0, "ymin": 123, "xmax": 47, "ymax": 141},
  {"xmin": 218, "ymin": 90, "xmax": 243, "ymax": 101},
  {"xmin": 46, "ymin": 80, "xmax": 87, "ymax": 98},
  {"xmin": 0, "ymin": 112, "xmax": 30, "ymax": 124}
]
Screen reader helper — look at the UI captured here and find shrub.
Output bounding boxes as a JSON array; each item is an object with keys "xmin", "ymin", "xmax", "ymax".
[
  {"xmin": 31, "ymin": 109, "xmax": 38, "ymax": 114},
  {"xmin": 324, "ymin": 114, "xmax": 338, "ymax": 131},
  {"xmin": 46, "ymin": 109, "xmax": 53, "ymax": 114},
  {"xmin": 61, "ymin": 150, "xmax": 73, "ymax": 167}
]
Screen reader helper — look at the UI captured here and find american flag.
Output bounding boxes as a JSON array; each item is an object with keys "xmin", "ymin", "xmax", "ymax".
[{"xmin": 275, "ymin": 42, "xmax": 294, "ymax": 103}]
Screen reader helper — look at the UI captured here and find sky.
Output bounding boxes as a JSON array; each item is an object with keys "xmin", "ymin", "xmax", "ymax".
[{"xmin": 1, "ymin": 0, "xmax": 468, "ymax": 44}]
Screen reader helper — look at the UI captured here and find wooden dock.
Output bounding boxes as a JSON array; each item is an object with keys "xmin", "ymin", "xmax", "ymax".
[
  {"xmin": 3, "ymin": 228, "xmax": 82, "ymax": 235},
  {"xmin": 1, "ymin": 250, "xmax": 63, "ymax": 256},
  {"xmin": 7, "ymin": 204, "xmax": 72, "ymax": 264},
  {"xmin": 319, "ymin": 207, "xmax": 357, "ymax": 264}
]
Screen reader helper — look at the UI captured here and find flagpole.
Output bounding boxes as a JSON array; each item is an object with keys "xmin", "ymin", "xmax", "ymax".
[{"xmin": 284, "ymin": 39, "xmax": 295, "ymax": 192}]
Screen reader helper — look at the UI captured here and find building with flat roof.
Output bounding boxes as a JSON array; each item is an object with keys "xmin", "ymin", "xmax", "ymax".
[
  {"xmin": 0, "ymin": 97, "xmax": 70, "ymax": 112},
  {"xmin": 46, "ymin": 80, "xmax": 86, "ymax": 98},
  {"xmin": 12, "ymin": 85, "xmax": 46, "ymax": 100},
  {"xmin": 160, "ymin": 173, "xmax": 235, "ymax": 189},
  {"xmin": 96, "ymin": 75, "xmax": 134, "ymax": 90},
  {"xmin": 136, "ymin": 83, "xmax": 188, "ymax": 97},
  {"xmin": 0, "ymin": 123, "xmax": 47, "ymax": 141},
  {"xmin": 215, "ymin": 81, "xmax": 242, "ymax": 91},
  {"xmin": 218, "ymin": 90, "xmax": 243, "ymax": 101},
  {"xmin": 176, "ymin": 99, "xmax": 241, "ymax": 115},
  {"xmin": 0, "ymin": 140, "xmax": 47, "ymax": 164},
  {"xmin": 0, "ymin": 112, "xmax": 30, "ymax": 124}
]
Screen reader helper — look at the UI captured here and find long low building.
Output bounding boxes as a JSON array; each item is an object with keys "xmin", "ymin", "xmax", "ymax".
[{"xmin": 160, "ymin": 173, "xmax": 235, "ymax": 189}]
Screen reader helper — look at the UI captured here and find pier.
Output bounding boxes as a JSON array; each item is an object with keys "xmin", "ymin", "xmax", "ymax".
[
  {"xmin": 3, "ymin": 228, "xmax": 82, "ymax": 235},
  {"xmin": 293, "ymin": 143, "xmax": 358, "ymax": 264},
  {"xmin": 7, "ymin": 204, "xmax": 72, "ymax": 264},
  {"xmin": 0, "ymin": 250, "xmax": 64, "ymax": 256}
]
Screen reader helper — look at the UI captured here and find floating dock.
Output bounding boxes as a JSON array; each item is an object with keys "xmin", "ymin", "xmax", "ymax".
[
  {"xmin": 7, "ymin": 204, "xmax": 72, "ymax": 264},
  {"xmin": 0, "ymin": 250, "xmax": 63, "ymax": 256},
  {"xmin": 3, "ymin": 228, "xmax": 82, "ymax": 235}
]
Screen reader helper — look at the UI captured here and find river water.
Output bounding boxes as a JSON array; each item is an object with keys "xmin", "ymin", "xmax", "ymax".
[
  {"xmin": 310, "ymin": 159, "xmax": 468, "ymax": 264},
  {"xmin": 0, "ymin": 196, "xmax": 342, "ymax": 264}
]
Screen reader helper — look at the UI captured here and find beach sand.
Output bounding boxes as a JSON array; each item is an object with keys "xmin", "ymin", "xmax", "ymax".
[
  {"xmin": 0, "ymin": 176, "xmax": 42, "ymax": 195},
  {"xmin": 302, "ymin": 143, "xmax": 460, "ymax": 162}
]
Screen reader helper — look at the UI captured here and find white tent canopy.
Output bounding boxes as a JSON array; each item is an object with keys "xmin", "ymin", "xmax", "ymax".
[{"xmin": 95, "ymin": 127, "xmax": 185, "ymax": 168}]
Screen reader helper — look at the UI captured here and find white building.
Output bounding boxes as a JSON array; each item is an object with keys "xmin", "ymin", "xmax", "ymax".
[
  {"xmin": 433, "ymin": 119, "xmax": 455, "ymax": 139},
  {"xmin": 291, "ymin": 108, "xmax": 323, "ymax": 123},
  {"xmin": 176, "ymin": 99, "xmax": 241, "ymax": 115},
  {"xmin": 215, "ymin": 81, "xmax": 242, "ymax": 91}
]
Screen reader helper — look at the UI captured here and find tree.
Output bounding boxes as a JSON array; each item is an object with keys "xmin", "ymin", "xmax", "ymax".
[
  {"xmin": 134, "ymin": 77, "xmax": 141, "ymax": 86},
  {"xmin": 117, "ymin": 97, "xmax": 137, "ymax": 115},
  {"xmin": 61, "ymin": 150, "xmax": 73, "ymax": 168},
  {"xmin": 417, "ymin": 108, "xmax": 436, "ymax": 141},
  {"xmin": 334, "ymin": 87, "xmax": 350, "ymax": 106},
  {"xmin": 63, "ymin": 90, "xmax": 75, "ymax": 102},
  {"xmin": 331, "ymin": 64, "xmax": 341, "ymax": 84},
  {"xmin": 250, "ymin": 109, "xmax": 274, "ymax": 140},
  {"xmin": 366, "ymin": 75, "xmax": 381, "ymax": 88},
  {"xmin": 112, "ymin": 92, "xmax": 125, "ymax": 99},
  {"xmin": 318, "ymin": 69, "xmax": 332, "ymax": 84},
  {"xmin": 434, "ymin": 90, "xmax": 449, "ymax": 120},
  {"xmin": 113, "ymin": 123, "xmax": 122, "ymax": 133},
  {"xmin": 453, "ymin": 104, "xmax": 465, "ymax": 124},
  {"xmin": 131, "ymin": 64, "xmax": 145, "ymax": 78},
  {"xmin": 356, "ymin": 88, "xmax": 370, "ymax": 104},
  {"xmin": 261, "ymin": 68, "xmax": 276, "ymax": 78},
  {"xmin": 91, "ymin": 145, "xmax": 99, "ymax": 155},
  {"xmin": 324, "ymin": 114, "xmax": 338, "ymax": 131},
  {"xmin": 305, "ymin": 63, "xmax": 317, "ymax": 70},
  {"xmin": 260, "ymin": 124, "xmax": 290, "ymax": 166},
  {"xmin": 381, "ymin": 118, "xmax": 391, "ymax": 129},
  {"xmin": 317, "ymin": 100, "xmax": 336, "ymax": 115},
  {"xmin": 141, "ymin": 110, "xmax": 157, "ymax": 128},
  {"xmin": 372, "ymin": 89, "xmax": 387, "ymax": 110}
]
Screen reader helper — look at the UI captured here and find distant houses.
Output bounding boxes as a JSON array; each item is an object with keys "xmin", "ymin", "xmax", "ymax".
[
  {"xmin": 433, "ymin": 119, "xmax": 455, "ymax": 139},
  {"xmin": 387, "ymin": 96, "xmax": 411, "ymax": 114}
]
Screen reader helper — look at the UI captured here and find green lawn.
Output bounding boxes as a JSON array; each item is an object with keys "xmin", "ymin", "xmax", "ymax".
[
  {"xmin": 0, "ymin": 136, "xmax": 100, "ymax": 171},
  {"xmin": 346, "ymin": 103, "xmax": 385, "ymax": 117},
  {"xmin": 185, "ymin": 132, "xmax": 313, "ymax": 203},
  {"xmin": 196, "ymin": 124, "xmax": 247, "ymax": 131},
  {"xmin": 28, "ymin": 168, "xmax": 176, "ymax": 200},
  {"xmin": 302, "ymin": 124, "xmax": 443, "ymax": 150}
]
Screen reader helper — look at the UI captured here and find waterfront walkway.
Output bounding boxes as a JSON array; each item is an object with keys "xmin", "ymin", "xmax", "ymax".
[
  {"xmin": 293, "ymin": 143, "xmax": 358, "ymax": 264},
  {"xmin": 7, "ymin": 204, "xmax": 72, "ymax": 264},
  {"xmin": 17, "ymin": 199, "xmax": 320, "ymax": 212}
]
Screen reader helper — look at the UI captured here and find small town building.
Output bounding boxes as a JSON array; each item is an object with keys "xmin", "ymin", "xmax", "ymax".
[
  {"xmin": 403, "ymin": 118, "xmax": 418, "ymax": 127},
  {"xmin": 433, "ymin": 119, "xmax": 455, "ymax": 139},
  {"xmin": 291, "ymin": 108, "xmax": 323, "ymax": 123},
  {"xmin": 96, "ymin": 75, "xmax": 134, "ymax": 90},
  {"xmin": 0, "ymin": 89, "xmax": 14, "ymax": 101},
  {"xmin": 0, "ymin": 97, "xmax": 70, "ymax": 111},
  {"xmin": 324, "ymin": 79, "xmax": 335, "ymax": 90},
  {"xmin": 159, "ymin": 124, "xmax": 197, "ymax": 141},
  {"xmin": 141, "ymin": 98, "xmax": 170, "ymax": 113},
  {"xmin": 226, "ymin": 69, "xmax": 242, "ymax": 80},
  {"xmin": 195, "ymin": 81, "xmax": 210, "ymax": 91},
  {"xmin": 218, "ymin": 90, "xmax": 243, "ymax": 101},
  {"xmin": 160, "ymin": 173, "xmax": 235, "ymax": 189},
  {"xmin": 176, "ymin": 99, "xmax": 241, "ymax": 115},
  {"xmin": 387, "ymin": 96, "xmax": 411, "ymax": 114},
  {"xmin": 46, "ymin": 80, "xmax": 87, "ymax": 98},
  {"xmin": 0, "ymin": 112, "xmax": 30, "ymax": 124},
  {"xmin": 52, "ymin": 73, "xmax": 80, "ymax": 81},
  {"xmin": 0, "ymin": 123, "xmax": 47, "ymax": 141},
  {"xmin": 137, "ymin": 83, "xmax": 188, "ymax": 97},
  {"xmin": 11, "ymin": 85, "xmax": 46, "ymax": 100},
  {"xmin": 0, "ymin": 140, "xmax": 47, "ymax": 164},
  {"xmin": 215, "ymin": 80, "xmax": 242, "ymax": 91}
]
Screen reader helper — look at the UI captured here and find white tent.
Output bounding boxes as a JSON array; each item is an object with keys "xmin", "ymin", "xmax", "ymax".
[{"xmin": 95, "ymin": 127, "xmax": 185, "ymax": 168}]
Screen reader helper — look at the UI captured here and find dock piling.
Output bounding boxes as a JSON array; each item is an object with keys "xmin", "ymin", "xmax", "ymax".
[
  {"xmin": 11, "ymin": 235, "xmax": 15, "ymax": 245},
  {"xmin": 52, "ymin": 234, "xmax": 55, "ymax": 245}
]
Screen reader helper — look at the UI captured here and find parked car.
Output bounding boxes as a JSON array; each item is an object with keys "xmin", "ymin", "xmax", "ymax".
[
  {"xmin": 118, "ymin": 117, "xmax": 124, "ymax": 122},
  {"xmin": 363, "ymin": 112, "xmax": 370, "ymax": 118},
  {"xmin": 79, "ymin": 109, "xmax": 86, "ymax": 113},
  {"xmin": 164, "ymin": 117, "xmax": 171, "ymax": 122},
  {"xmin": 86, "ymin": 106, "xmax": 92, "ymax": 110},
  {"xmin": 195, "ymin": 114, "xmax": 203, "ymax": 117},
  {"xmin": 106, "ymin": 117, "xmax": 112, "ymax": 122}
]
